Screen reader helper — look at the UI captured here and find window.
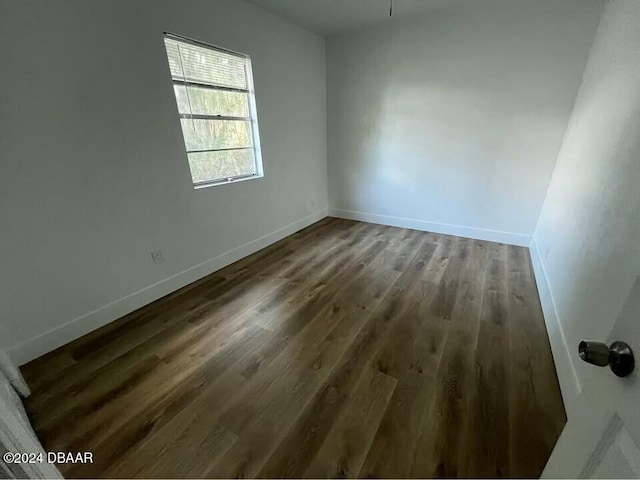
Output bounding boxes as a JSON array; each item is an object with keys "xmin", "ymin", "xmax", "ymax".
[{"xmin": 163, "ymin": 33, "xmax": 263, "ymax": 187}]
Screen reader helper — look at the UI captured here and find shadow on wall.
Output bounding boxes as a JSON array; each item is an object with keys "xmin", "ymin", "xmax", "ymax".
[
  {"xmin": 534, "ymin": 76, "xmax": 640, "ymax": 387},
  {"xmin": 328, "ymin": 0, "xmax": 603, "ymax": 235},
  {"xmin": 530, "ymin": 0, "xmax": 640, "ymax": 398}
]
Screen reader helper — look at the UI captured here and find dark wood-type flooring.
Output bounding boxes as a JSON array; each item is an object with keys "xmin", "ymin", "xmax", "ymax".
[{"xmin": 22, "ymin": 218, "xmax": 566, "ymax": 478}]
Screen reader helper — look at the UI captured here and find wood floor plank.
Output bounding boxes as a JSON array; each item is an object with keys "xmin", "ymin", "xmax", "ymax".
[
  {"xmin": 136, "ymin": 425, "xmax": 238, "ymax": 479},
  {"xmin": 61, "ymin": 323, "xmax": 274, "ymax": 477},
  {"xmin": 205, "ymin": 226, "xmax": 410, "ymax": 478},
  {"xmin": 21, "ymin": 219, "xmax": 566, "ymax": 479},
  {"xmin": 27, "ymin": 220, "xmax": 366, "ymax": 420},
  {"xmin": 22, "ymin": 217, "xmax": 345, "ymax": 394},
  {"xmin": 303, "ymin": 367, "xmax": 397, "ymax": 479},
  {"xmin": 408, "ymin": 239, "xmax": 490, "ymax": 478},
  {"xmin": 507, "ymin": 245, "xmax": 567, "ymax": 478},
  {"xmin": 359, "ymin": 239, "xmax": 458, "ymax": 478},
  {"xmin": 257, "ymin": 239, "xmax": 440, "ymax": 478},
  {"xmin": 358, "ymin": 243, "xmax": 454, "ymax": 478},
  {"xmin": 107, "ymin": 221, "xmax": 396, "ymax": 476},
  {"xmin": 461, "ymin": 243, "xmax": 510, "ymax": 477},
  {"xmin": 64, "ymin": 223, "xmax": 387, "ymax": 476}
]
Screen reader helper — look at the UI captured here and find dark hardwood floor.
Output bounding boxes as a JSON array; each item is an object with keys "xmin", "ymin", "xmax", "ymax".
[{"xmin": 21, "ymin": 218, "xmax": 566, "ymax": 478}]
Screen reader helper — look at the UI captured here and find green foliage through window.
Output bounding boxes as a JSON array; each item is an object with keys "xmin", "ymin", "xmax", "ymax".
[{"xmin": 164, "ymin": 34, "xmax": 261, "ymax": 185}]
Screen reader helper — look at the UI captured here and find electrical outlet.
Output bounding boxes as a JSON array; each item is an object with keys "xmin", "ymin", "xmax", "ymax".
[{"xmin": 151, "ymin": 250, "xmax": 165, "ymax": 265}]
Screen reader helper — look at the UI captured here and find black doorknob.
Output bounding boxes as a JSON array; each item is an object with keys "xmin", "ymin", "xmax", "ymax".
[{"xmin": 579, "ymin": 341, "xmax": 634, "ymax": 377}]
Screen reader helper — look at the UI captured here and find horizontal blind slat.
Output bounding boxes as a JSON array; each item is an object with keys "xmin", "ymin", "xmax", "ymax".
[
  {"xmin": 164, "ymin": 37, "xmax": 247, "ymax": 89},
  {"xmin": 163, "ymin": 34, "xmax": 260, "ymax": 185}
]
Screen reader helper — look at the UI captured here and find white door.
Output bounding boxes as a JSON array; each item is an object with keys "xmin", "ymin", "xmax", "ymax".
[{"xmin": 543, "ymin": 277, "xmax": 640, "ymax": 478}]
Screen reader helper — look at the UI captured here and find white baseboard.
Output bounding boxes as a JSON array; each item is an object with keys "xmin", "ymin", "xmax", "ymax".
[
  {"xmin": 9, "ymin": 209, "xmax": 329, "ymax": 366},
  {"xmin": 329, "ymin": 208, "xmax": 531, "ymax": 246},
  {"xmin": 529, "ymin": 236, "xmax": 581, "ymax": 415}
]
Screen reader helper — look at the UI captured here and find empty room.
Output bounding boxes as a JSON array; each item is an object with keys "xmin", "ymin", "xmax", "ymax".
[{"xmin": 2, "ymin": 0, "xmax": 640, "ymax": 478}]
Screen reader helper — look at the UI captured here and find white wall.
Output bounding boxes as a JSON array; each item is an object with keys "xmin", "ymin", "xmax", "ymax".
[
  {"xmin": 0, "ymin": 0, "xmax": 328, "ymax": 364},
  {"xmin": 326, "ymin": 0, "xmax": 603, "ymax": 245},
  {"xmin": 530, "ymin": 0, "xmax": 640, "ymax": 411}
]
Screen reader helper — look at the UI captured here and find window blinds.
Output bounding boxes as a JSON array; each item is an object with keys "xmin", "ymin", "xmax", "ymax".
[{"xmin": 163, "ymin": 34, "xmax": 260, "ymax": 186}]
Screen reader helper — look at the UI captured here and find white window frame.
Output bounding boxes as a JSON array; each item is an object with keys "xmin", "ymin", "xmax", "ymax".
[{"xmin": 163, "ymin": 32, "xmax": 263, "ymax": 189}]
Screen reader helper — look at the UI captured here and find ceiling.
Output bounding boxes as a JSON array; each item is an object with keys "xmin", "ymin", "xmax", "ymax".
[{"xmin": 248, "ymin": 0, "xmax": 457, "ymax": 36}]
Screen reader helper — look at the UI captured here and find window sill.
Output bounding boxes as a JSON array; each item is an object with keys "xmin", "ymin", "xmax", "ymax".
[{"xmin": 193, "ymin": 173, "xmax": 263, "ymax": 190}]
